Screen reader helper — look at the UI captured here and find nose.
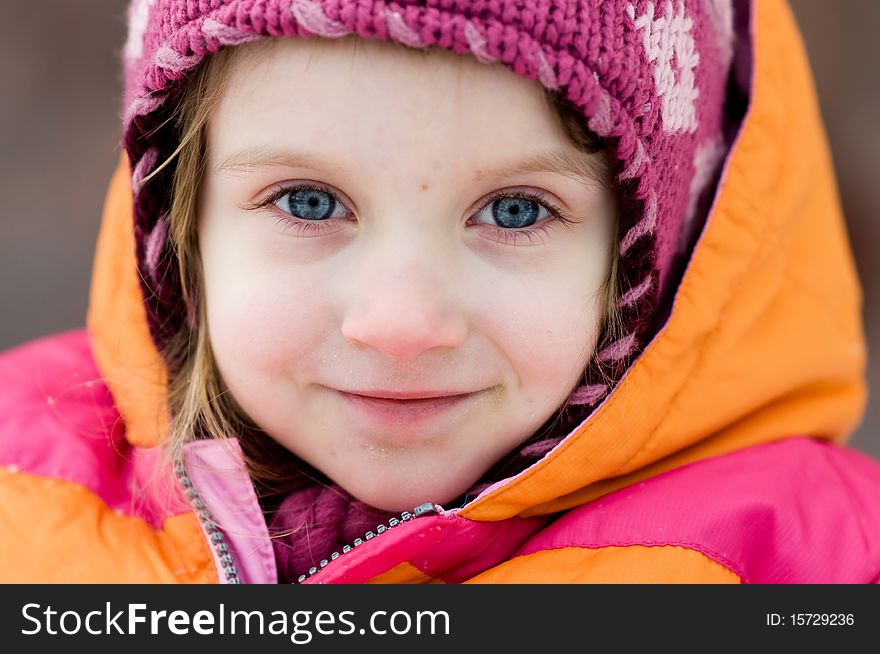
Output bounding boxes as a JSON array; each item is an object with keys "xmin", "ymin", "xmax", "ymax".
[{"xmin": 340, "ymin": 253, "xmax": 468, "ymax": 363}]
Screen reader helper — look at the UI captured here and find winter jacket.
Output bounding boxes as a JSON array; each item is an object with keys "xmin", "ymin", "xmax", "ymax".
[{"xmin": 1, "ymin": 0, "xmax": 879, "ymax": 583}]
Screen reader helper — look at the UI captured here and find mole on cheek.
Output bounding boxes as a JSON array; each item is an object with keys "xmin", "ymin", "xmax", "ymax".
[{"xmin": 420, "ymin": 183, "xmax": 430, "ymax": 191}]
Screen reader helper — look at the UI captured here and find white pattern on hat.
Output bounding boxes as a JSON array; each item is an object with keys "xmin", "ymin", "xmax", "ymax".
[
  {"xmin": 124, "ymin": 93, "xmax": 166, "ymax": 125},
  {"xmin": 124, "ymin": 0, "xmax": 157, "ymax": 62},
  {"xmin": 598, "ymin": 332, "xmax": 638, "ymax": 363},
  {"xmin": 620, "ymin": 190, "xmax": 658, "ymax": 254},
  {"xmin": 568, "ymin": 384, "xmax": 610, "ymax": 406},
  {"xmin": 619, "ymin": 138, "xmax": 650, "ymax": 181},
  {"xmin": 464, "ymin": 21, "xmax": 497, "ymax": 64},
  {"xmin": 703, "ymin": 0, "xmax": 734, "ymax": 73},
  {"xmin": 131, "ymin": 146, "xmax": 159, "ymax": 193},
  {"xmin": 587, "ymin": 88, "xmax": 615, "ymax": 138},
  {"xmin": 627, "ymin": 1, "xmax": 700, "ymax": 134},
  {"xmin": 385, "ymin": 9, "xmax": 426, "ymax": 49},
  {"xmin": 535, "ymin": 49, "xmax": 559, "ymax": 90},
  {"xmin": 680, "ymin": 134, "xmax": 726, "ymax": 254},
  {"xmin": 145, "ymin": 215, "xmax": 168, "ymax": 279},
  {"xmin": 618, "ymin": 275, "xmax": 654, "ymax": 309},
  {"xmin": 202, "ymin": 18, "xmax": 260, "ymax": 46},
  {"xmin": 154, "ymin": 44, "xmax": 201, "ymax": 73},
  {"xmin": 291, "ymin": 0, "xmax": 349, "ymax": 38}
]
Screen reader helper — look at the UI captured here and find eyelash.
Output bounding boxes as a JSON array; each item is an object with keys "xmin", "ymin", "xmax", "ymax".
[
  {"xmin": 247, "ymin": 183, "xmax": 577, "ymax": 246},
  {"xmin": 474, "ymin": 189, "xmax": 576, "ymax": 246}
]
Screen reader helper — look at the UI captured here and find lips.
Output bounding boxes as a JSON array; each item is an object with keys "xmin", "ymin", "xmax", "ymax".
[
  {"xmin": 340, "ymin": 389, "xmax": 476, "ymax": 400},
  {"xmin": 332, "ymin": 388, "xmax": 482, "ymax": 430}
]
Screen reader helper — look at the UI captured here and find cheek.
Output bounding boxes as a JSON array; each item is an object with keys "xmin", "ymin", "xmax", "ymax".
[
  {"xmin": 203, "ymin": 257, "xmax": 331, "ymax": 382},
  {"xmin": 523, "ymin": 297, "xmax": 599, "ymax": 389},
  {"xmin": 479, "ymin": 261, "xmax": 604, "ymax": 396},
  {"xmin": 198, "ymin": 194, "xmax": 339, "ymax": 383}
]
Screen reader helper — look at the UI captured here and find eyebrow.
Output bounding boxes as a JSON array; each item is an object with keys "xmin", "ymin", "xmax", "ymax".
[
  {"xmin": 477, "ymin": 148, "xmax": 608, "ymax": 187},
  {"xmin": 214, "ymin": 146, "xmax": 607, "ymax": 185},
  {"xmin": 214, "ymin": 148, "xmax": 350, "ymax": 175}
]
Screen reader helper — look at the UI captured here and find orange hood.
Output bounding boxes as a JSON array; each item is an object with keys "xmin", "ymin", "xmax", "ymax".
[{"xmin": 87, "ymin": 0, "xmax": 866, "ymax": 523}]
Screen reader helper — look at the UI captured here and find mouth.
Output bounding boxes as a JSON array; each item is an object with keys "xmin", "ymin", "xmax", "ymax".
[{"xmin": 331, "ymin": 388, "xmax": 484, "ymax": 429}]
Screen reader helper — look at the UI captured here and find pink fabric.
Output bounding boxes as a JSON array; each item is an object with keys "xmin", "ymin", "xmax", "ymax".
[
  {"xmin": 512, "ymin": 438, "xmax": 880, "ymax": 583},
  {"xmin": 0, "ymin": 329, "xmax": 187, "ymax": 528},
  {"xmin": 184, "ymin": 438, "xmax": 278, "ymax": 584},
  {"xmin": 302, "ymin": 509, "xmax": 549, "ymax": 585}
]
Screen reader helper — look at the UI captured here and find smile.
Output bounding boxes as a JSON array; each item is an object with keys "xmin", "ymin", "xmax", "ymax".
[{"xmin": 332, "ymin": 388, "xmax": 483, "ymax": 429}]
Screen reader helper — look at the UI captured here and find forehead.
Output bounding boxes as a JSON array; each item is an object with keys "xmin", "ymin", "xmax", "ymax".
[{"xmin": 208, "ymin": 36, "xmax": 575, "ymax": 172}]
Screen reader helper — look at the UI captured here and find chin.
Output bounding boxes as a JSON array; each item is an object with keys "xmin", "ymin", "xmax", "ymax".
[{"xmin": 345, "ymin": 475, "xmax": 476, "ymax": 514}]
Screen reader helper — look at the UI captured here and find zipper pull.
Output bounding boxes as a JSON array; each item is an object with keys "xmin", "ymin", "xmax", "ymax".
[{"xmin": 413, "ymin": 502, "xmax": 440, "ymax": 517}]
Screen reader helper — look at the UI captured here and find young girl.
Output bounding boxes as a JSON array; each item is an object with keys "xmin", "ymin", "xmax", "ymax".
[{"xmin": 1, "ymin": 0, "xmax": 879, "ymax": 583}]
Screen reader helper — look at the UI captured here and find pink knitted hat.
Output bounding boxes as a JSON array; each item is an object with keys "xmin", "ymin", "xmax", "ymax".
[{"xmin": 123, "ymin": 0, "xmax": 738, "ymax": 464}]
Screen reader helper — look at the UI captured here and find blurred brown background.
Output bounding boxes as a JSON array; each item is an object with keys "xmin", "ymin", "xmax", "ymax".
[{"xmin": 1, "ymin": 1, "xmax": 878, "ymax": 457}]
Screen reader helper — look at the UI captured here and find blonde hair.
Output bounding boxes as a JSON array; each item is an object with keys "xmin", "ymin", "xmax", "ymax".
[{"xmin": 152, "ymin": 42, "xmax": 623, "ymax": 504}]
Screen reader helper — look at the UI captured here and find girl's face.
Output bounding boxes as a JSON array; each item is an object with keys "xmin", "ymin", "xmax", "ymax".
[{"xmin": 199, "ymin": 37, "xmax": 616, "ymax": 512}]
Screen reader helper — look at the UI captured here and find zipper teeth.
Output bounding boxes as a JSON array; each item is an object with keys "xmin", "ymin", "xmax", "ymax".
[
  {"xmin": 295, "ymin": 502, "xmax": 440, "ymax": 584},
  {"xmin": 174, "ymin": 460, "xmax": 242, "ymax": 585}
]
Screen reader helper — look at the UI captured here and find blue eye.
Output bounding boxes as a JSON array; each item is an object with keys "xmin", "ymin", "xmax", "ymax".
[
  {"xmin": 475, "ymin": 194, "xmax": 550, "ymax": 229},
  {"xmin": 275, "ymin": 187, "xmax": 341, "ymax": 221}
]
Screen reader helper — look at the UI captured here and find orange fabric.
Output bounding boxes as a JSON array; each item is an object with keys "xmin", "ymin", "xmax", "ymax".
[
  {"xmin": 62, "ymin": 0, "xmax": 866, "ymax": 582},
  {"xmin": 367, "ymin": 562, "xmax": 443, "ymax": 584},
  {"xmin": 87, "ymin": 156, "xmax": 169, "ymax": 449},
  {"xmin": 466, "ymin": 546, "xmax": 741, "ymax": 583},
  {"xmin": 0, "ymin": 468, "xmax": 216, "ymax": 583}
]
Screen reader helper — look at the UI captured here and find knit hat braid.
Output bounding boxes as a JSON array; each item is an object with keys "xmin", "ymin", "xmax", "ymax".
[{"xmin": 123, "ymin": 0, "xmax": 735, "ymax": 465}]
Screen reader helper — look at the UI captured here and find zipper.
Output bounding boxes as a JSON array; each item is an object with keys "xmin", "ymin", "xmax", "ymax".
[
  {"xmin": 179, "ymin": 453, "xmax": 441, "ymax": 584},
  {"xmin": 174, "ymin": 459, "xmax": 242, "ymax": 584},
  {"xmin": 295, "ymin": 501, "xmax": 442, "ymax": 584}
]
